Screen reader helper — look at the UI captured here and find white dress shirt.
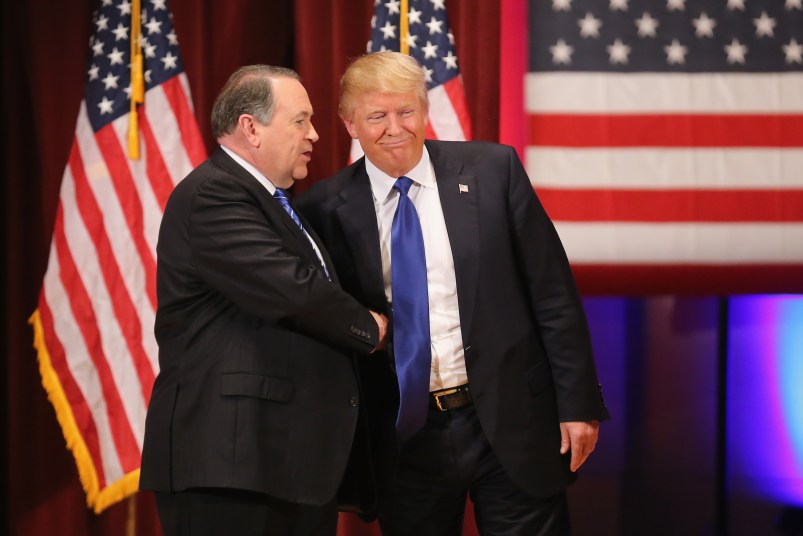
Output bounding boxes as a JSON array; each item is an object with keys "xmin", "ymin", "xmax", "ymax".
[
  {"xmin": 366, "ymin": 147, "xmax": 468, "ymax": 392},
  {"xmin": 220, "ymin": 145, "xmax": 329, "ymax": 276}
]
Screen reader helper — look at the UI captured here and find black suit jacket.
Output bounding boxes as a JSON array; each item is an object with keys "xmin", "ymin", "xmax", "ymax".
[
  {"xmin": 139, "ymin": 147, "xmax": 380, "ymax": 506},
  {"xmin": 297, "ymin": 140, "xmax": 609, "ymax": 514}
]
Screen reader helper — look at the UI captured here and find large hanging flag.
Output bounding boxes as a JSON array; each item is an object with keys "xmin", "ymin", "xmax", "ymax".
[
  {"xmin": 29, "ymin": 0, "xmax": 205, "ymax": 512},
  {"xmin": 351, "ymin": 0, "xmax": 472, "ymax": 161},
  {"xmin": 517, "ymin": 0, "xmax": 803, "ymax": 294}
]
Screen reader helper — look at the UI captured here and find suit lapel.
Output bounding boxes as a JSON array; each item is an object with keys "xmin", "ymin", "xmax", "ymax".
[
  {"xmin": 334, "ymin": 166, "xmax": 388, "ymax": 310},
  {"xmin": 211, "ymin": 147, "xmax": 327, "ymax": 273},
  {"xmin": 428, "ymin": 141, "xmax": 479, "ymax": 341},
  {"xmin": 299, "ymin": 215, "xmax": 339, "ymax": 284}
]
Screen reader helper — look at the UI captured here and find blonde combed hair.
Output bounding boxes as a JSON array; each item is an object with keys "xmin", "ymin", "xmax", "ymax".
[{"xmin": 338, "ymin": 52, "xmax": 429, "ymax": 120}]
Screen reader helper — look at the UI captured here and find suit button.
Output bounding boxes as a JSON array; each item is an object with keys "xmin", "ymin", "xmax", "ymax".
[{"xmin": 349, "ymin": 396, "xmax": 359, "ymax": 407}]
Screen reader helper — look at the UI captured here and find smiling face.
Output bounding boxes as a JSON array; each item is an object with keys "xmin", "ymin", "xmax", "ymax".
[
  {"xmin": 254, "ymin": 77, "xmax": 319, "ymax": 188},
  {"xmin": 343, "ymin": 90, "xmax": 427, "ymax": 178}
]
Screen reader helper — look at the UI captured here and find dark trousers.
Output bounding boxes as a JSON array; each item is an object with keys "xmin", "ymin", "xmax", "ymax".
[
  {"xmin": 378, "ymin": 403, "xmax": 571, "ymax": 536},
  {"xmin": 154, "ymin": 488, "xmax": 338, "ymax": 536}
]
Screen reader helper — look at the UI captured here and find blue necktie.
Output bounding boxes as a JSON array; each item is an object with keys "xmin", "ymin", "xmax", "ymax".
[
  {"xmin": 391, "ymin": 176, "xmax": 431, "ymax": 440},
  {"xmin": 274, "ymin": 188, "xmax": 303, "ymax": 229},
  {"xmin": 275, "ymin": 188, "xmax": 330, "ymax": 279}
]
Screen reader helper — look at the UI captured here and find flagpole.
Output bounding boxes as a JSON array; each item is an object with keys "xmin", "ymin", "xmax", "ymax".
[
  {"xmin": 400, "ymin": 0, "xmax": 409, "ymax": 54},
  {"xmin": 128, "ymin": 0, "xmax": 144, "ymax": 159},
  {"xmin": 126, "ymin": 495, "xmax": 137, "ymax": 536}
]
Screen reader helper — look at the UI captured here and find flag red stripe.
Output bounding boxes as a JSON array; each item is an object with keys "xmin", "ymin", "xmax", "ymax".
[
  {"xmin": 536, "ymin": 188, "xmax": 803, "ymax": 222},
  {"xmin": 94, "ymin": 126, "xmax": 158, "ymax": 309},
  {"xmin": 69, "ymin": 144, "xmax": 156, "ymax": 401},
  {"xmin": 425, "ymin": 120, "xmax": 437, "ymax": 139},
  {"xmin": 499, "ymin": 0, "xmax": 527, "ymax": 156},
  {"xmin": 442, "ymin": 77, "xmax": 472, "ymax": 139},
  {"xmin": 573, "ymin": 264, "xmax": 803, "ymax": 295},
  {"xmin": 161, "ymin": 76, "xmax": 206, "ymax": 167},
  {"xmin": 52, "ymin": 206, "xmax": 141, "ymax": 471},
  {"xmin": 528, "ymin": 114, "xmax": 803, "ymax": 147},
  {"xmin": 38, "ymin": 294, "xmax": 107, "ymax": 486},
  {"xmin": 138, "ymin": 110, "xmax": 175, "ymax": 211}
]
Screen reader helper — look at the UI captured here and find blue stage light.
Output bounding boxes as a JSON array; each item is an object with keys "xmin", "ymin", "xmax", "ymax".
[{"xmin": 728, "ymin": 295, "xmax": 803, "ymax": 505}]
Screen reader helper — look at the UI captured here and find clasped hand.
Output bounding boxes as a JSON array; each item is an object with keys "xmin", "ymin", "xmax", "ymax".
[{"xmin": 369, "ymin": 311, "xmax": 389, "ymax": 352}]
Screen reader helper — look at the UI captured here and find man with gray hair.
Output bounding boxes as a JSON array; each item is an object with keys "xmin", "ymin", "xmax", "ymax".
[{"xmin": 140, "ymin": 65, "xmax": 387, "ymax": 536}]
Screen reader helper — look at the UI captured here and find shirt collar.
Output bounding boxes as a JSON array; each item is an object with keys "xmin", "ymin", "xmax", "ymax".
[
  {"xmin": 220, "ymin": 144, "xmax": 277, "ymax": 195},
  {"xmin": 366, "ymin": 146, "xmax": 435, "ymax": 205}
]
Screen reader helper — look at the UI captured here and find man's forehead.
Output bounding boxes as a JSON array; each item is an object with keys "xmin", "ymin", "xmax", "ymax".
[
  {"xmin": 360, "ymin": 92, "xmax": 420, "ymax": 107},
  {"xmin": 273, "ymin": 87, "xmax": 313, "ymax": 115}
]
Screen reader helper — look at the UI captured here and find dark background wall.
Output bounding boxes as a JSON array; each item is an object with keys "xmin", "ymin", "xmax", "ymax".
[{"xmin": 2, "ymin": 1, "xmax": 801, "ymax": 535}]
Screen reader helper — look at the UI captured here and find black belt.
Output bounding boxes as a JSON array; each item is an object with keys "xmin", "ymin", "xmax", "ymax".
[{"xmin": 430, "ymin": 384, "xmax": 472, "ymax": 412}]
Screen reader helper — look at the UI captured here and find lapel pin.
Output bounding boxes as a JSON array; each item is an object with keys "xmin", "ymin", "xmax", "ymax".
[{"xmin": 459, "ymin": 184, "xmax": 469, "ymax": 193}]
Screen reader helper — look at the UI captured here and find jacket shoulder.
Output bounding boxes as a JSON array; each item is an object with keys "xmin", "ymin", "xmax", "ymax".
[
  {"xmin": 427, "ymin": 139, "xmax": 516, "ymax": 163},
  {"xmin": 298, "ymin": 160, "xmax": 363, "ymax": 208}
]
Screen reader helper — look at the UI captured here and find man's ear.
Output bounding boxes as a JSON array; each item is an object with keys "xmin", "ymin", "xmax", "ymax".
[
  {"xmin": 342, "ymin": 117, "xmax": 358, "ymax": 140},
  {"xmin": 239, "ymin": 114, "xmax": 260, "ymax": 147}
]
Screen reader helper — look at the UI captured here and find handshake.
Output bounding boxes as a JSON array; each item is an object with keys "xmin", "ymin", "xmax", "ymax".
[{"xmin": 369, "ymin": 311, "xmax": 389, "ymax": 353}]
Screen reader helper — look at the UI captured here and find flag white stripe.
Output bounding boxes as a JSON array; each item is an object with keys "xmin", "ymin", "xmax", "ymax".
[
  {"xmin": 526, "ymin": 147, "xmax": 803, "ymax": 189},
  {"xmin": 555, "ymin": 222, "xmax": 803, "ymax": 263},
  {"xmin": 109, "ymin": 117, "xmax": 161, "ymax": 373},
  {"xmin": 59, "ymin": 167, "xmax": 147, "ymax": 450},
  {"xmin": 42, "ymin": 249, "xmax": 124, "ymax": 483},
  {"xmin": 526, "ymin": 72, "xmax": 803, "ymax": 113},
  {"xmin": 142, "ymin": 83, "xmax": 194, "ymax": 187},
  {"xmin": 110, "ymin": 114, "xmax": 166, "ymax": 262},
  {"xmin": 427, "ymin": 84, "xmax": 467, "ymax": 140},
  {"xmin": 349, "ymin": 139, "xmax": 364, "ymax": 164},
  {"xmin": 178, "ymin": 73, "xmax": 195, "ymax": 114},
  {"xmin": 76, "ymin": 109, "xmax": 156, "ymax": 368}
]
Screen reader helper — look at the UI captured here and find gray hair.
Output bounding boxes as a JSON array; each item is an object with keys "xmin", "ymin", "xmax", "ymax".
[{"xmin": 211, "ymin": 65, "xmax": 301, "ymax": 139}]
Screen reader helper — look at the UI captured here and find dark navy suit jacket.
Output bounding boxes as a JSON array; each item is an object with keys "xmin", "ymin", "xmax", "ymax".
[
  {"xmin": 140, "ymin": 146, "xmax": 379, "ymax": 506},
  {"xmin": 298, "ymin": 140, "xmax": 610, "ymax": 517}
]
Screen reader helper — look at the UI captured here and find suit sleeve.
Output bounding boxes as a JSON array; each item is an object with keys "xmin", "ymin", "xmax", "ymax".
[
  {"xmin": 504, "ymin": 146, "xmax": 609, "ymax": 422},
  {"xmin": 186, "ymin": 175, "xmax": 378, "ymax": 355}
]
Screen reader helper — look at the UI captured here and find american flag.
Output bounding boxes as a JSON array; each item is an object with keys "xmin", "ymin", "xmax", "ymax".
[
  {"xmin": 350, "ymin": 0, "xmax": 472, "ymax": 161},
  {"xmin": 526, "ymin": 0, "xmax": 803, "ymax": 294},
  {"xmin": 29, "ymin": 0, "xmax": 204, "ymax": 512}
]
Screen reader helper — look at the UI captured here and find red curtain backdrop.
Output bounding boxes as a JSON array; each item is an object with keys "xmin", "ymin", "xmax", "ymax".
[{"xmin": 2, "ymin": 1, "xmax": 498, "ymax": 534}]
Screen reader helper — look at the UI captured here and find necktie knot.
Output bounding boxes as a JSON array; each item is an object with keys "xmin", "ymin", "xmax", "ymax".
[
  {"xmin": 274, "ymin": 187, "xmax": 331, "ymax": 279},
  {"xmin": 274, "ymin": 188, "xmax": 302, "ymax": 229},
  {"xmin": 394, "ymin": 176, "xmax": 414, "ymax": 196}
]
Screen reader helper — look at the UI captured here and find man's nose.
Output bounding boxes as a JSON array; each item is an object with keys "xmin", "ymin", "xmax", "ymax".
[
  {"xmin": 386, "ymin": 114, "xmax": 403, "ymax": 134},
  {"xmin": 307, "ymin": 122, "xmax": 319, "ymax": 142}
]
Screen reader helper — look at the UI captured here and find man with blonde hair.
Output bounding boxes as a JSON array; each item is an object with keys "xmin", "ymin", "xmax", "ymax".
[{"xmin": 298, "ymin": 51, "xmax": 608, "ymax": 535}]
